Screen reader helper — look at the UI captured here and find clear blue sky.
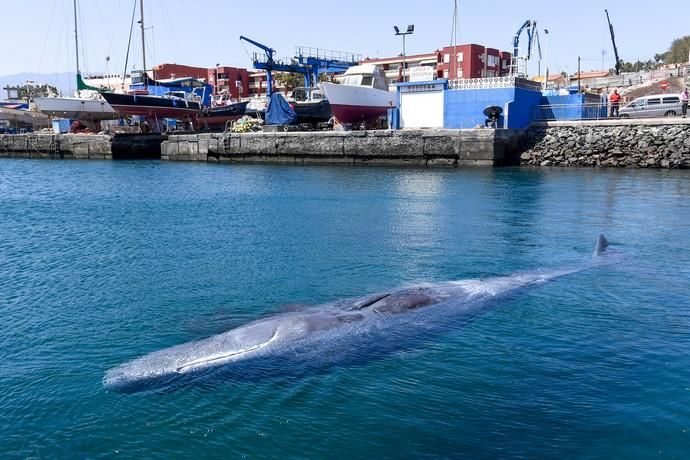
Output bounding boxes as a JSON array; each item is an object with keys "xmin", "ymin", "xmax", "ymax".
[{"xmin": 1, "ymin": 0, "xmax": 687, "ymax": 78}]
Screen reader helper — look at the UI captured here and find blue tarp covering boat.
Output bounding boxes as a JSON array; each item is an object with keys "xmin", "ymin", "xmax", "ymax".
[{"xmin": 265, "ymin": 93, "xmax": 297, "ymax": 125}]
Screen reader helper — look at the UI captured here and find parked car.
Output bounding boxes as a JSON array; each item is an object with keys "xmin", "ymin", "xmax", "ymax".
[{"xmin": 618, "ymin": 94, "xmax": 682, "ymax": 118}]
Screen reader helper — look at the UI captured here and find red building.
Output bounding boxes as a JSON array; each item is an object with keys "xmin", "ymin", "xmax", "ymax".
[
  {"xmin": 151, "ymin": 63, "xmax": 250, "ymax": 100},
  {"xmin": 152, "ymin": 63, "xmax": 208, "ymax": 81},
  {"xmin": 361, "ymin": 43, "xmax": 512, "ymax": 84},
  {"xmin": 207, "ymin": 66, "xmax": 250, "ymax": 99},
  {"xmin": 436, "ymin": 44, "xmax": 512, "ymax": 80}
]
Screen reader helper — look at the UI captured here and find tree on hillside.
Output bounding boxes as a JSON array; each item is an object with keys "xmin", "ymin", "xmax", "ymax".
[
  {"xmin": 665, "ymin": 36, "xmax": 690, "ymax": 64},
  {"xmin": 615, "ymin": 59, "xmax": 659, "ymax": 73},
  {"xmin": 275, "ymin": 72, "xmax": 304, "ymax": 91}
]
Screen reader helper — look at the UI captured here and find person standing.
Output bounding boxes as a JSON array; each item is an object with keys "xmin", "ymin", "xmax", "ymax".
[
  {"xmin": 681, "ymin": 88, "xmax": 689, "ymax": 118},
  {"xmin": 609, "ymin": 89, "xmax": 621, "ymax": 118}
]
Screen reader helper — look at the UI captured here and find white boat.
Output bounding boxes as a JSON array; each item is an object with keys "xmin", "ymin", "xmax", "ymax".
[
  {"xmin": 319, "ymin": 64, "xmax": 395, "ymax": 124},
  {"xmin": 34, "ymin": 93, "xmax": 116, "ymax": 121}
]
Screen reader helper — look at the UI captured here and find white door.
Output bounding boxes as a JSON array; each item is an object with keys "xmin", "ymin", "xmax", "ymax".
[{"xmin": 400, "ymin": 91, "xmax": 444, "ymax": 128}]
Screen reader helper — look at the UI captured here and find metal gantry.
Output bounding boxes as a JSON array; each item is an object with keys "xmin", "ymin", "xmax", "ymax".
[{"xmin": 239, "ymin": 36, "xmax": 360, "ymax": 96}]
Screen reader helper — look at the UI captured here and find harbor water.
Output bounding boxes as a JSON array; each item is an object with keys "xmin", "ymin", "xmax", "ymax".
[{"xmin": 1, "ymin": 159, "xmax": 689, "ymax": 458}]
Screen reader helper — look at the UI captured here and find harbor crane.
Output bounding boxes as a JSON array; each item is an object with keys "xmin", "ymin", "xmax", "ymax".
[
  {"xmin": 510, "ymin": 20, "xmax": 541, "ymax": 76},
  {"xmin": 239, "ymin": 37, "xmax": 360, "ymax": 97},
  {"xmin": 604, "ymin": 9, "xmax": 621, "ymax": 75},
  {"xmin": 239, "ymin": 35, "xmax": 309, "ymax": 97}
]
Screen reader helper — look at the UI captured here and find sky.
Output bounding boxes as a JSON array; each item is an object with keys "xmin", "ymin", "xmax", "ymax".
[{"xmin": 1, "ymin": 0, "xmax": 687, "ymax": 79}]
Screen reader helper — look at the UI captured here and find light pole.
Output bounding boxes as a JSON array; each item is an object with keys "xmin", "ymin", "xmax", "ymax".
[
  {"xmin": 215, "ymin": 63, "xmax": 220, "ymax": 96},
  {"xmin": 394, "ymin": 24, "xmax": 414, "ymax": 82},
  {"xmin": 105, "ymin": 56, "xmax": 110, "ymax": 90},
  {"xmin": 543, "ymin": 29, "xmax": 549, "ymax": 91}
]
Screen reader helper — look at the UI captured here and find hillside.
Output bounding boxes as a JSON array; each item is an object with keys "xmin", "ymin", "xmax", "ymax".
[{"xmin": 621, "ymin": 76, "xmax": 687, "ymax": 100}]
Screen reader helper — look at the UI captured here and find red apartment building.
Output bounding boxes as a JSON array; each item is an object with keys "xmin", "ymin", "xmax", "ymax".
[
  {"xmin": 363, "ymin": 43, "xmax": 512, "ymax": 82},
  {"xmin": 151, "ymin": 63, "xmax": 251, "ymax": 99}
]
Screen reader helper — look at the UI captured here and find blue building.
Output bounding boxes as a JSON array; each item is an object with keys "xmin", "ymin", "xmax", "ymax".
[{"xmin": 394, "ymin": 76, "xmax": 606, "ymax": 130}]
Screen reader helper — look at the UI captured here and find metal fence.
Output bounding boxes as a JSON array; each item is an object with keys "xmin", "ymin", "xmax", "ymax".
[
  {"xmin": 295, "ymin": 46, "xmax": 361, "ymax": 64},
  {"xmin": 531, "ymin": 102, "xmax": 609, "ymax": 122}
]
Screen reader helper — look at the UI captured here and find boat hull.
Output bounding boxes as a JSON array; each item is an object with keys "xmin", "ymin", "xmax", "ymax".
[
  {"xmin": 34, "ymin": 97, "xmax": 116, "ymax": 121},
  {"xmin": 101, "ymin": 92, "xmax": 201, "ymax": 120},
  {"xmin": 293, "ymin": 100, "xmax": 333, "ymax": 124},
  {"xmin": 198, "ymin": 101, "xmax": 248, "ymax": 128},
  {"xmin": 319, "ymin": 82, "xmax": 394, "ymax": 124}
]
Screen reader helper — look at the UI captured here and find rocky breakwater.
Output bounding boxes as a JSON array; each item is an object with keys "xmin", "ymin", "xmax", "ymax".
[{"xmin": 521, "ymin": 123, "xmax": 690, "ymax": 168}]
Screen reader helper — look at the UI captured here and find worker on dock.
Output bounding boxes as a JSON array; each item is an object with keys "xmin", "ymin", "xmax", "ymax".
[{"xmin": 609, "ymin": 89, "xmax": 621, "ymax": 118}]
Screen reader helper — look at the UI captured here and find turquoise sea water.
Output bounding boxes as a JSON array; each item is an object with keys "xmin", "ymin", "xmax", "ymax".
[{"xmin": 1, "ymin": 159, "xmax": 689, "ymax": 459}]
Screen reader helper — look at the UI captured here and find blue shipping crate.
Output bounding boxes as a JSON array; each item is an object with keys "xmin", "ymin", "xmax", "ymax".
[{"xmin": 52, "ymin": 119, "xmax": 71, "ymax": 133}]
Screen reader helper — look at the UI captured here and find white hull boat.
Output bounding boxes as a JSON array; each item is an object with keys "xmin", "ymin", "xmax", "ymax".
[
  {"xmin": 34, "ymin": 96, "xmax": 116, "ymax": 121},
  {"xmin": 319, "ymin": 64, "xmax": 395, "ymax": 124}
]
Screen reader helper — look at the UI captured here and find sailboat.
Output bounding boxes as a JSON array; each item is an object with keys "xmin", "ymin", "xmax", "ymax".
[
  {"xmin": 34, "ymin": 0, "xmax": 116, "ymax": 122},
  {"xmin": 100, "ymin": 0, "xmax": 201, "ymax": 125}
]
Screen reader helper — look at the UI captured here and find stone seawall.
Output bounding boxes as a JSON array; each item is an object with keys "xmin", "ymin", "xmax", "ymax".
[
  {"xmin": 161, "ymin": 129, "xmax": 524, "ymax": 167},
  {"xmin": 0, "ymin": 134, "xmax": 112, "ymax": 160},
  {"xmin": 521, "ymin": 122, "xmax": 690, "ymax": 168}
]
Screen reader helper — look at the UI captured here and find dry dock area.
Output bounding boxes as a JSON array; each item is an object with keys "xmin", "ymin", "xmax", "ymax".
[{"xmin": 161, "ymin": 129, "xmax": 525, "ymax": 167}]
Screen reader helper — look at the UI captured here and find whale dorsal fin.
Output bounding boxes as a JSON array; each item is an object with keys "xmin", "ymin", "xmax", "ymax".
[{"xmin": 594, "ymin": 234, "xmax": 609, "ymax": 256}]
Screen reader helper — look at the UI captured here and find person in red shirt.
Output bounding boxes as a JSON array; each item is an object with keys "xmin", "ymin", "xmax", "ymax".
[{"xmin": 609, "ymin": 89, "xmax": 622, "ymax": 118}]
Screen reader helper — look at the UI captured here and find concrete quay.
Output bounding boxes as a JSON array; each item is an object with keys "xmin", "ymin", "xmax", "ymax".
[
  {"xmin": 0, "ymin": 133, "xmax": 113, "ymax": 160},
  {"xmin": 161, "ymin": 129, "xmax": 525, "ymax": 167},
  {"xmin": 0, "ymin": 133, "xmax": 166, "ymax": 160}
]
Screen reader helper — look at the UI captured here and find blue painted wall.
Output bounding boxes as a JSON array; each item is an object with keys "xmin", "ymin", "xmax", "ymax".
[
  {"xmin": 536, "ymin": 93, "xmax": 607, "ymax": 121},
  {"xmin": 443, "ymin": 87, "xmax": 542, "ymax": 129}
]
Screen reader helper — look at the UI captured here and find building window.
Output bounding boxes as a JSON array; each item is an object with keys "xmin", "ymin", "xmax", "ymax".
[
  {"xmin": 456, "ymin": 68, "xmax": 462, "ymax": 78},
  {"xmin": 443, "ymin": 69, "xmax": 449, "ymax": 78},
  {"xmin": 457, "ymin": 52, "xmax": 463, "ymax": 62},
  {"xmin": 443, "ymin": 54, "xmax": 450, "ymax": 64}
]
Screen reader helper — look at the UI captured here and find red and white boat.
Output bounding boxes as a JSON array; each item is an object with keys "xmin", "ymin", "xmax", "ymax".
[{"xmin": 319, "ymin": 64, "xmax": 395, "ymax": 124}]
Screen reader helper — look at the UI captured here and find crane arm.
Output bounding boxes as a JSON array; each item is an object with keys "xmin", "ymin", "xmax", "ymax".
[
  {"xmin": 239, "ymin": 36, "xmax": 275, "ymax": 61},
  {"xmin": 513, "ymin": 20, "xmax": 534, "ymax": 58},
  {"xmin": 604, "ymin": 10, "xmax": 621, "ymax": 75}
]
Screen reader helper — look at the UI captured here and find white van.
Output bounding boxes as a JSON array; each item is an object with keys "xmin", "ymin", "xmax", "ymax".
[{"xmin": 619, "ymin": 94, "xmax": 682, "ymax": 118}]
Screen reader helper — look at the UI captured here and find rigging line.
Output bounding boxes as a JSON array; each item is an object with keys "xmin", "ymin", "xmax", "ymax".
[
  {"xmin": 161, "ymin": 4, "xmax": 181, "ymax": 63},
  {"xmin": 104, "ymin": 0, "xmax": 123, "ymax": 66},
  {"xmin": 37, "ymin": 0, "xmax": 59, "ymax": 74},
  {"xmin": 122, "ymin": 0, "xmax": 138, "ymax": 89},
  {"xmin": 77, "ymin": 0, "xmax": 89, "ymax": 74},
  {"xmin": 149, "ymin": 1, "xmax": 156, "ymax": 73}
]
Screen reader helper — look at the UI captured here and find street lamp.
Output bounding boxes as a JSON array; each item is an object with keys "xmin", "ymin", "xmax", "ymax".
[
  {"xmin": 394, "ymin": 24, "xmax": 414, "ymax": 82},
  {"xmin": 215, "ymin": 63, "xmax": 220, "ymax": 96},
  {"xmin": 543, "ymin": 29, "xmax": 549, "ymax": 91},
  {"xmin": 105, "ymin": 56, "xmax": 110, "ymax": 90}
]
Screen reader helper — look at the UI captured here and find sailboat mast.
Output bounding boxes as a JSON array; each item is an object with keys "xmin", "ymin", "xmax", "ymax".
[
  {"xmin": 73, "ymin": 0, "xmax": 81, "ymax": 97},
  {"xmin": 139, "ymin": 0, "xmax": 147, "ymax": 80}
]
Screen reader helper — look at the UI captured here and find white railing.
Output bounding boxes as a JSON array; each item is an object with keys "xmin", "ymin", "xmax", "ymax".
[{"xmin": 448, "ymin": 76, "xmax": 543, "ymax": 91}]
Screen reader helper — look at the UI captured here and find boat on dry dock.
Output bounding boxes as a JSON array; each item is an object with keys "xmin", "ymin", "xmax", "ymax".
[
  {"xmin": 319, "ymin": 64, "xmax": 394, "ymax": 125},
  {"xmin": 197, "ymin": 93, "xmax": 249, "ymax": 130},
  {"xmin": 290, "ymin": 87, "xmax": 333, "ymax": 126}
]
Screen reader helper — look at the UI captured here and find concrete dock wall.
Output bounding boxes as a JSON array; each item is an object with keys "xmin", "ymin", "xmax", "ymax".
[
  {"xmin": 0, "ymin": 134, "xmax": 112, "ymax": 160},
  {"xmin": 161, "ymin": 129, "xmax": 525, "ymax": 167}
]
